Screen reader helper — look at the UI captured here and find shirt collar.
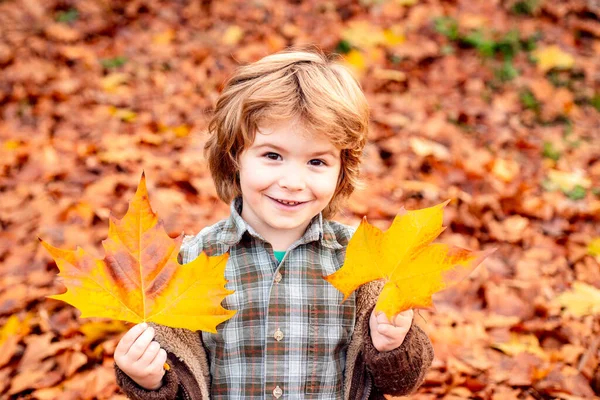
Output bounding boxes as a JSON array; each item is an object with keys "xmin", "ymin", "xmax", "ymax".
[{"xmin": 218, "ymin": 197, "xmax": 342, "ymax": 250}]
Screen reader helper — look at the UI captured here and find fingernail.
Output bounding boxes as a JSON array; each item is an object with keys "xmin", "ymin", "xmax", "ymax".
[{"xmin": 140, "ymin": 322, "xmax": 147, "ymax": 329}]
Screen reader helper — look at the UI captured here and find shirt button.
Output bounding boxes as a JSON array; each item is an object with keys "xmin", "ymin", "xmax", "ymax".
[
  {"xmin": 274, "ymin": 272, "xmax": 282, "ymax": 283},
  {"xmin": 273, "ymin": 328, "xmax": 284, "ymax": 341},
  {"xmin": 273, "ymin": 385, "xmax": 283, "ymax": 398}
]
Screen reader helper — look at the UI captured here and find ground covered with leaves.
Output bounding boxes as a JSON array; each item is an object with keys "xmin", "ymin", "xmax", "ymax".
[{"xmin": 0, "ymin": 0, "xmax": 599, "ymax": 398}]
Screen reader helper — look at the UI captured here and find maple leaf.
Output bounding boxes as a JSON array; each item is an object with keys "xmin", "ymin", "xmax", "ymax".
[
  {"xmin": 40, "ymin": 173, "xmax": 236, "ymax": 333},
  {"xmin": 324, "ymin": 201, "xmax": 494, "ymax": 319},
  {"xmin": 491, "ymin": 333, "xmax": 549, "ymax": 361},
  {"xmin": 553, "ymin": 281, "xmax": 600, "ymax": 317},
  {"xmin": 532, "ymin": 45, "xmax": 574, "ymax": 73}
]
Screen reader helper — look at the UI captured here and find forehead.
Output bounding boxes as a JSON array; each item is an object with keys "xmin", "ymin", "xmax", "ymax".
[{"xmin": 252, "ymin": 118, "xmax": 338, "ymax": 151}]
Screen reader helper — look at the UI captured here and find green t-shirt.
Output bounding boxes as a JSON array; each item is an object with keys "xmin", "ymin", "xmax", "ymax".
[{"xmin": 273, "ymin": 250, "xmax": 286, "ymax": 263}]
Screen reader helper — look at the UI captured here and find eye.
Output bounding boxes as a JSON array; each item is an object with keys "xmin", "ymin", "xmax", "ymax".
[
  {"xmin": 263, "ymin": 152, "xmax": 282, "ymax": 161},
  {"xmin": 309, "ymin": 159, "xmax": 327, "ymax": 166}
]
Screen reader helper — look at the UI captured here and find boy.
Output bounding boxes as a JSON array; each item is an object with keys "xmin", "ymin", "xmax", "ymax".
[{"xmin": 114, "ymin": 47, "xmax": 433, "ymax": 399}]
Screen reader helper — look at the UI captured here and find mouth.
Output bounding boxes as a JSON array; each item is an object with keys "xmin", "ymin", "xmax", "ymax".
[{"xmin": 267, "ymin": 196, "xmax": 308, "ymax": 207}]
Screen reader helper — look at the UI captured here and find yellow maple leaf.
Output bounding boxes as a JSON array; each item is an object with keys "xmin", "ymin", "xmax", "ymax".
[
  {"xmin": 41, "ymin": 173, "xmax": 236, "ymax": 333},
  {"xmin": 222, "ymin": 25, "xmax": 244, "ymax": 46},
  {"xmin": 152, "ymin": 29, "xmax": 175, "ymax": 45},
  {"xmin": 382, "ymin": 27, "xmax": 405, "ymax": 46},
  {"xmin": 492, "ymin": 158, "xmax": 520, "ymax": 182},
  {"xmin": 79, "ymin": 320, "xmax": 129, "ymax": 345},
  {"xmin": 492, "ymin": 333, "xmax": 548, "ymax": 361},
  {"xmin": 587, "ymin": 237, "xmax": 600, "ymax": 257},
  {"xmin": 547, "ymin": 168, "xmax": 591, "ymax": 192},
  {"xmin": 2, "ymin": 140, "xmax": 21, "ymax": 151},
  {"xmin": 532, "ymin": 45, "xmax": 574, "ymax": 73},
  {"xmin": 101, "ymin": 73, "xmax": 128, "ymax": 93},
  {"xmin": 342, "ymin": 21, "xmax": 405, "ymax": 50},
  {"xmin": 108, "ymin": 106, "xmax": 137, "ymax": 122},
  {"xmin": 344, "ymin": 49, "xmax": 367, "ymax": 72},
  {"xmin": 324, "ymin": 201, "xmax": 494, "ymax": 319},
  {"xmin": 0, "ymin": 315, "xmax": 20, "ymax": 346},
  {"xmin": 0, "ymin": 314, "xmax": 32, "ymax": 346},
  {"xmin": 554, "ymin": 281, "xmax": 600, "ymax": 317}
]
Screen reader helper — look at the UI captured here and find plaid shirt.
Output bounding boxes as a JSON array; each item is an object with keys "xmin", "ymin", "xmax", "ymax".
[{"xmin": 178, "ymin": 198, "xmax": 356, "ymax": 399}]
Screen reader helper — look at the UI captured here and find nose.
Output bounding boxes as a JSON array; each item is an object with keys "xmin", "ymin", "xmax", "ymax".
[{"xmin": 278, "ymin": 169, "xmax": 306, "ymax": 191}]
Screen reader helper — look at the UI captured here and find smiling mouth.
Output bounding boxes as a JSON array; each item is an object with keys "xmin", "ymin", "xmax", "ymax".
[{"xmin": 268, "ymin": 196, "xmax": 307, "ymax": 206}]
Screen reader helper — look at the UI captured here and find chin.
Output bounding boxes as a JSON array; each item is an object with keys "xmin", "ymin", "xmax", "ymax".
[{"xmin": 271, "ymin": 221, "xmax": 302, "ymax": 230}]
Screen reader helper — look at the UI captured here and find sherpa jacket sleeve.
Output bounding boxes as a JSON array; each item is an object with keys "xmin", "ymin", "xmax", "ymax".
[
  {"xmin": 114, "ymin": 351, "xmax": 203, "ymax": 400},
  {"xmin": 360, "ymin": 306, "xmax": 434, "ymax": 397}
]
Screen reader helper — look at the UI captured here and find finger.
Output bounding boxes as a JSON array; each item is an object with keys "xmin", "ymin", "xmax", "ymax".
[
  {"xmin": 376, "ymin": 311, "xmax": 391, "ymax": 325},
  {"xmin": 136, "ymin": 340, "xmax": 161, "ymax": 367},
  {"xmin": 377, "ymin": 323, "xmax": 390, "ymax": 335},
  {"xmin": 126, "ymin": 326, "xmax": 155, "ymax": 361},
  {"xmin": 369, "ymin": 310, "xmax": 377, "ymax": 326},
  {"xmin": 377, "ymin": 323, "xmax": 406, "ymax": 338},
  {"xmin": 148, "ymin": 348, "xmax": 168, "ymax": 373},
  {"xmin": 115, "ymin": 323, "xmax": 147, "ymax": 357},
  {"xmin": 392, "ymin": 309, "xmax": 414, "ymax": 326}
]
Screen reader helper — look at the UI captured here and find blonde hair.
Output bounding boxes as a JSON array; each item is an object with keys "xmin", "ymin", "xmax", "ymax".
[{"xmin": 205, "ymin": 46, "xmax": 369, "ymax": 218}]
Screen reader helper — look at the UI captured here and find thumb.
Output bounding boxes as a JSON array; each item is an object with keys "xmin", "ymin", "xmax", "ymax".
[{"xmin": 375, "ymin": 311, "xmax": 392, "ymax": 325}]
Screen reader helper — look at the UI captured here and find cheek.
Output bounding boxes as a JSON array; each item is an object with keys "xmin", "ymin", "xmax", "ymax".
[
  {"xmin": 239, "ymin": 164, "xmax": 273, "ymax": 192},
  {"xmin": 312, "ymin": 169, "xmax": 341, "ymax": 198}
]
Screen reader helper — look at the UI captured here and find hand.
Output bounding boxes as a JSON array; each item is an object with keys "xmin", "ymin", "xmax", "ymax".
[
  {"xmin": 114, "ymin": 323, "xmax": 167, "ymax": 390},
  {"xmin": 369, "ymin": 309, "xmax": 414, "ymax": 352}
]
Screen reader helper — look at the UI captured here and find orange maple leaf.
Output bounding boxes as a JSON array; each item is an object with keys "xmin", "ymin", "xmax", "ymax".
[
  {"xmin": 40, "ymin": 173, "xmax": 236, "ymax": 333},
  {"xmin": 324, "ymin": 200, "xmax": 495, "ymax": 319}
]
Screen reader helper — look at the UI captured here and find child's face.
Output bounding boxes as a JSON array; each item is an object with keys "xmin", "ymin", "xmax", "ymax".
[{"xmin": 238, "ymin": 118, "xmax": 341, "ymax": 245}]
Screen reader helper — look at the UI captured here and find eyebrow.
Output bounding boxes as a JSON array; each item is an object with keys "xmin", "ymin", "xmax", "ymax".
[{"xmin": 253, "ymin": 143, "xmax": 337, "ymax": 157}]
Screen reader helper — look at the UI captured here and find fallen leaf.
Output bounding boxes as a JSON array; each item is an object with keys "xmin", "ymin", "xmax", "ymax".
[
  {"xmin": 536, "ymin": 364, "xmax": 595, "ymax": 398},
  {"xmin": 342, "ymin": 20, "xmax": 388, "ymax": 49},
  {"xmin": 30, "ymin": 387, "xmax": 65, "ymax": 400},
  {"xmin": 40, "ymin": 173, "xmax": 236, "ymax": 333},
  {"xmin": 222, "ymin": 25, "xmax": 244, "ymax": 45},
  {"xmin": 382, "ymin": 26, "xmax": 405, "ymax": 46},
  {"xmin": 344, "ymin": 49, "xmax": 367, "ymax": 72},
  {"xmin": 587, "ymin": 237, "xmax": 600, "ymax": 257},
  {"xmin": 409, "ymin": 137, "xmax": 450, "ymax": 161},
  {"xmin": 492, "ymin": 333, "xmax": 548, "ymax": 361},
  {"xmin": 372, "ymin": 68, "xmax": 407, "ymax": 82},
  {"xmin": 79, "ymin": 319, "xmax": 129, "ymax": 345},
  {"xmin": 172, "ymin": 124, "xmax": 191, "ymax": 138},
  {"xmin": 546, "ymin": 169, "xmax": 591, "ymax": 192},
  {"xmin": 0, "ymin": 314, "xmax": 23, "ymax": 346},
  {"xmin": 324, "ymin": 201, "xmax": 494, "ymax": 318},
  {"xmin": 9, "ymin": 359, "xmax": 57, "ymax": 395},
  {"xmin": 152, "ymin": 29, "xmax": 175, "ymax": 45},
  {"xmin": 101, "ymin": 73, "xmax": 129, "ymax": 92},
  {"xmin": 491, "ymin": 158, "xmax": 520, "ymax": 182},
  {"xmin": 0, "ymin": 368, "xmax": 10, "ymax": 394},
  {"xmin": 0, "ymin": 335, "xmax": 19, "ymax": 368},
  {"xmin": 59, "ymin": 201, "xmax": 96, "ymax": 226},
  {"xmin": 488, "ymin": 215, "xmax": 530, "ymax": 243},
  {"xmin": 18, "ymin": 332, "xmax": 78, "ymax": 371},
  {"xmin": 532, "ymin": 45, "xmax": 575, "ymax": 73},
  {"xmin": 553, "ymin": 281, "xmax": 600, "ymax": 317},
  {"xmin": 108, "ymin": 106, "xmax": 137, "ymax": 122},
  {"xmin": 45, "ymin": 23, "xmax": 81, "ymax": 42},
  {"xmin": 56, "ymin": 350, "xmax": 88, "ymax": 378}
]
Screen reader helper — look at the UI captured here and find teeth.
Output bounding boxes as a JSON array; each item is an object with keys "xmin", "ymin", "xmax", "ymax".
[{"xmin": 277, "ymin": 199, "xmax": 299, "ymax": 205}]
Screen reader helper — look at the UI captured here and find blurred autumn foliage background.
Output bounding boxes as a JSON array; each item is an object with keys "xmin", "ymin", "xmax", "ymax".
[{"xmin": 1, "ymin": 0, "xmax": 599, "ymax": 398}]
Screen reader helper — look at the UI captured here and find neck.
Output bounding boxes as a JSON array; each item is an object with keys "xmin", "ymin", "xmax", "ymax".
[
  {"xmin": 239, "ymin": 209, "xmax": 312, "ymax": 251},
  {"xmin": 266, "ymin": 229, "xmax": 305, "ymax": 251},
  {"xmin": 237, "ymin": 198, "xmax": 317, "ymax": 251}
]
